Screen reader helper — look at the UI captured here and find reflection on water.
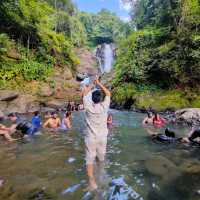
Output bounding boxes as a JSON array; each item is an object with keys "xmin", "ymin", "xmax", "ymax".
[{"xmin": 0, "ymin": 111, "xmax": 200, "ymax": 200}]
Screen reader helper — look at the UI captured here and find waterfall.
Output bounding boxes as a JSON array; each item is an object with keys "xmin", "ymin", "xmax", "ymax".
[
  {"xmin": 103, "ymin": 44, "xmax": 114, "ymax": 73},
  {"xmin": 95, "ymin": 43, "xmax": 115, "ymax": 74}
]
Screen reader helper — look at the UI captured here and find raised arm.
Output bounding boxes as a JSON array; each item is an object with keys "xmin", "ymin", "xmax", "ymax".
[
  {"xmin": 81, "ymin": 85, "xmax": 93, "ymax": 97},
  {"xmin": 94, "ymin": 78, "xmax": 111, "ymax": 97}
]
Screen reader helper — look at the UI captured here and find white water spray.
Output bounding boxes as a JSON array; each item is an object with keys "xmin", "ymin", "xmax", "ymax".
[{"xmin": 103, "ymin": 44, "xmax": 114, "ymax": 73}]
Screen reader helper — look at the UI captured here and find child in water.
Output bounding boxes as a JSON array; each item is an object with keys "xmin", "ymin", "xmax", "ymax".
[
  {"xmin": 107, "ymin": 114, "xmax": 113, "ymax": 129},
  {"xmin": 60, "ymin": 111, "xmax": 72, "ymax": 131}
]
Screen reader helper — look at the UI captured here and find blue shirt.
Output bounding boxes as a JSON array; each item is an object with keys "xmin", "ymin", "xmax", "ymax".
[{"xmin": 31, "ymin": 116, "xmax": 41, "ymax": 129}]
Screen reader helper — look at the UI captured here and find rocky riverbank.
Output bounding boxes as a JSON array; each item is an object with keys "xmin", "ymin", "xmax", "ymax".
[{"xmin": 0, "ymin": 48, "xmax": 97, "ymax": 115}]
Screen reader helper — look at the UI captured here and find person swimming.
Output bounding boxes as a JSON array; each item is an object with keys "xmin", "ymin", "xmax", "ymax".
[
  {"xmin": 182, "ymin": 128, "xmax": 200, "ymax": 146},
  {"xmin": 147, "ymin": 128, "xmax": 180, "ymax": 144},
  {"xmin": 43, "ymin": 112, "xmax": 61, "ymax": 131},
  {"xmin": 60, "ymin": 112, "xmax": 72, "ymax": 131},
  {"xmin": 0, "ymin": 124, "xmax": 16, "ymax": 141},
  {"xmin": 8, "ymin": 113, "xmax": 38, "ymax": 136},
  {"xmin": 142, "ymin": 112, "xmax": 154, "ymax": 125},
  {"xmin": 31, "ymin": 111, "xmax": 41, "ymax": 131},
  {"xmin": 153, "ymin": 113, "xmax": 167, "ymax": 127}
]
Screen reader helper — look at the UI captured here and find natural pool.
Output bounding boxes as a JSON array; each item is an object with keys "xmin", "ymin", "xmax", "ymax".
[{"xmin": 0, "ymin": 110, "xmax": 200, "ymax": 200}]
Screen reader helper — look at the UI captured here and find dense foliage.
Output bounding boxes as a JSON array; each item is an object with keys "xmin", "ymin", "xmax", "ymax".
[
  {"xmin": 0, "ymin": 0, "xmax": 86, "ymax": 86},
  {"xmin": 113, "ymin": 0, "xmax": 200, "ymax": 110},
  {"xmin": 79, "ymin": 9, "xmax": 131, "ymax": 46}
]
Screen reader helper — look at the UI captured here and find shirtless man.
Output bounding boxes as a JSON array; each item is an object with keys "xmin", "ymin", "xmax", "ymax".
[
  {"xmin": 43, "ymin": 112, "xmax": 61, "ymax": 130},
  {"xmin": 0, "ymin": 124, "xmax": 15, "ymax": 141}
]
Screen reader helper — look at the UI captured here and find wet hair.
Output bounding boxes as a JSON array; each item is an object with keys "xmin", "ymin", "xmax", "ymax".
[
  {"xmin": 165, "ymin": 128, "xmax": 175, "ymax": 138},
  {"xmin": 45, "ymin": 111, "xmax": 50, "ymax": 114},
  {"xmin": 108, "ymin": 114, "xmax": 112, "ymax": 119},
  {"xmin": 153, "ymin": 112, "xmax": 159, "ymax": 122},
  {"xmin": 8, "ymin": 113, "xmax": 17, "ymax": 117},
  {"xmin": 51, "ymin": 112, "xmax": 57, "ymax": 116},
  {"xmin": 65, "ymin": 111, "xmax": 71, "ymax": 118},
  {"xmin": 92, "ymin": 90, "xmax": 102, "ymax": 104},
  {"xmin": 34, "ymin": 111, "xmax": 39, "ymax": 116},
  {"xmin": 147, "ymin": 112, "xmax": 153, "ymax": 118},
  {"xmin": 0, "ymin": 116, "xmax": 4, "ymax": 122}
]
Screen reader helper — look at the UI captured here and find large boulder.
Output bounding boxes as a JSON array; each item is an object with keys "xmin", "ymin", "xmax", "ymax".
[
  {"xmin": 63, "ymin": 67, "xmax": 73, "ymax": 80},
  {"xmin": 38, "ymin": 84, "xmax": 54, "ymax": 97},
  {"xmin": 175, "ymin": 108, "xmax": 200, "ymax": 125},
  {"xmin": 0, "ymin": 90, "xmax": 18, "ymax": 101},
  {"xmin": 45, "ymin": 100, "xmax": 65, "ymax": 109},
  {"xmin": 181, "ymin": 159, "xmax": 200, "ymax": 174},
  {"xmin": 145, "ymin": 156, "xmax": 179, "ymax": 181},
  {"xmin": 0, "ymin": 101, "xmax": 7, "ymax": 113},
  {"xmin": 0, "ymin": 110, "xmax": 5, "ymax": 118},
  {"xmin": 75, "ymin": 48, "xmax": 97, "ymax": 76},
  {"xmin": 6, "ymin": 95, "xmax": 40, "ymax": 114}
]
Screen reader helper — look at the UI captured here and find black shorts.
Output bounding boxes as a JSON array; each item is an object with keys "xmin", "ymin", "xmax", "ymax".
[{"xmin": 189, "ymin": 129, "xmax": 200, "ymax": 142}]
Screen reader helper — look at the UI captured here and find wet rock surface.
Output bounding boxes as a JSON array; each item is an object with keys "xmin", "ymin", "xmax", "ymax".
[
  {"xmin": 45, "ymin": 100, "xmax": 65, "ymax": 109},
  {"xmin": 175, "ymin": 108, "xmax": 200, "ymax": 125},
  {"xmin": 0, "ymin": 90, "xmax": 18, "ymax": 101},
  {"xmin": 75, "ymin": 48, "xmax": 97, "ymax": 76},
  {"xmin": 38, "ymin": 84, "xmax": 54, "ymax": 98},
  {"xmin": 5, "ymin": 95, "xmax": 40, "ymax": 114}
]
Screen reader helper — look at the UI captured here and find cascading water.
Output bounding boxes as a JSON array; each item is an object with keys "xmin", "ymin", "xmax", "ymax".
[
  {"xmin": 103, "ymin": 44, "xmax": 114, "ymax": 73},
  {"xmin": 95, "ymin": 43, "xmax": 115, "ymax": 74},
  {"xmin": 81, "ymin": 43, "xmax": 114, "ymax": 87}
]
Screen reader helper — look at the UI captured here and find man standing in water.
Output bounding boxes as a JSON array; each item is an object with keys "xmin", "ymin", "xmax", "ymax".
[{"xmin": 82, "ymin": 77, "xmax": 111, "ymax": 191}]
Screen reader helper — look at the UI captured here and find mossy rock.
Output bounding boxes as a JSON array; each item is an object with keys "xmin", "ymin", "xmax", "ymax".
[
  {"xmin": 135, "ymin": 90, "xmax": 189, "ymax": 111},
  {"xmin": 191, "ymin": 96, "xmax": 200, "ymax": 108}
]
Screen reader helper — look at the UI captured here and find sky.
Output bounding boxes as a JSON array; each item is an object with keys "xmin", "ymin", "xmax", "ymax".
[{"xmin": 72, "ymin": 0, "xmax": 131, "ymax": 22}]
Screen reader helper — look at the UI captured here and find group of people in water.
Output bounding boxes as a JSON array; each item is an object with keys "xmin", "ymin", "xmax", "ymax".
[
  {"xmin": 0, "ymin": 110, "xmax": 73, "ymax": 141},
  {"xmin": 143, "ymin": 111, "xmax": 200, "ymax": 146},
  {"xmin": 0, "ymin": 110, "xmax": 113, "ymax": 142}
]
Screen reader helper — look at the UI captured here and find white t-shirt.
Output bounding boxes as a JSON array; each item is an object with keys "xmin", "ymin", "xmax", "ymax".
[{"xmin": 83, "ymin": 93, "xmax": 110, "ymax": 138}]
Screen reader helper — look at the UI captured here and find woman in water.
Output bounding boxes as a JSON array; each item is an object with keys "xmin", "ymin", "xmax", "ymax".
[
  {"xmin": 153, "ymin": 113, "xmax": 167, "ymax": 127},
  {"xmin": 142, "ymin": 112, "xmax": 154, "ymax": 125},
  {"xmin": 107, "ymin": 114, "xmax": 113, "ymax": 129},
  {"xmin": 60, "ymin": 112, "xmax": 72, "ymax": 131}
]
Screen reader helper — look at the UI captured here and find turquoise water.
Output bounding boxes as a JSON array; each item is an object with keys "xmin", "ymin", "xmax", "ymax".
[{"xmin": 0, "ymin": 110, "xmax": 200, "ymax": 200}]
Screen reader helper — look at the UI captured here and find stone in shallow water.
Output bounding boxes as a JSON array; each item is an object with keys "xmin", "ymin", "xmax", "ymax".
[
  {"xmin": 145, "ymin": 156, "xmax": 179, "ymax": 180},
  {"xmin": 180, "ymin": 159, "xmax": 200, "ymax": 173}
]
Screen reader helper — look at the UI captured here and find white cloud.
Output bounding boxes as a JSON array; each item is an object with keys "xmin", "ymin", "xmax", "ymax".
[
  {"xmin": 120, "ymin": 16, "xmax": 131, "ymax": 22},
  {"xmin": 119, "ymin": 0, "xmax": 132, "ymax": 11}
]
